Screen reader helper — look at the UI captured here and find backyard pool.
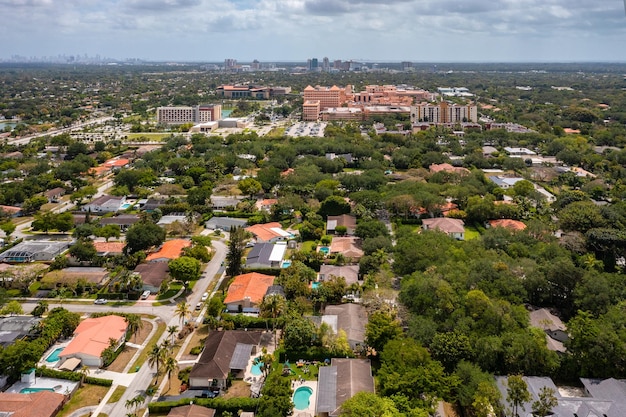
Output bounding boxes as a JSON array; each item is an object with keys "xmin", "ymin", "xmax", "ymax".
[
  {"xmin": 20, "ymin": 387, "xmax": 55, "ymax": 394},
  {"xmin": 120, "ymin": 202, "xmax": 134, "ymax": 210},
  {"xmin": 311, "ymin": 282, "xmax": 320, "ymax": 290},
  {"xmin": 251, "ymin": 361, "xmax": 263, "ymax": 376},
  {"xmin": 281, "ymin": 260, "xmax": 292, "ymax": 268},
  {"xmin": 318, "ymin": 246, "xmax": 330, "ymax": 255},
  {"xmin": 293, "ymin": 386, "xmax": 313, "ymax": 410},
  {"xmin": 46, "ymin": 347, "xmax": 64, "ymax": 363}
]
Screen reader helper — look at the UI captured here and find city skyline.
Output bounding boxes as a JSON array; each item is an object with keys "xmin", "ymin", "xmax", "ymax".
[{"xmin": 0, "ymin": 0, "xmax": 625, "ymax": 62}]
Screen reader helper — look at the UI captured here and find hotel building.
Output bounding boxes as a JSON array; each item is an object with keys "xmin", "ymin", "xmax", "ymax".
[
  {"xmin": 410, "ymin": 102, "xmax": 478, "ymax": 124},
  {"xmin": 156, "ymin": 104, "xmax": 222, "ymax": 125}
]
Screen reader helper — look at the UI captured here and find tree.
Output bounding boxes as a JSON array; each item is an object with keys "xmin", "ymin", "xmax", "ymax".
[
  {"xmin": 238, "ymin": 178, "xmax": 262, "ymax": 198},
  {"xmin": 167, "ymin": 325, "xmax": 179, "ymax": 344},
  {"xmin": 175, "ymin": 301, "xmax": 191, "ymax": 327},
  {"xmin": 125, "ymin": 221, "xmax": 166, "ymax": 254},
  {"xmin": 168, "ymin": 256, "xmax": 201, "ymax": 288},
  {"xmin": 164, "ymin": 356, "xmax": 178, "ymax": 390},
  {"xmin": 260, "ymin": 294, "xmax": 286, "ymax": 349},
  {"xmin": 147, "ymin": 344, "xmax": 166, "ymax": 383},
  {"xmin": 226, "ymin": 226, "xmax": 247, "ymax": 277},
  {"xmin": 283, "ymin": 315, "xmax": 316, "ymax": 352},
  {"xmin": 22, "ymin": 195, "xmax": 48, "ymax": 215},
  {"xmin": 97, "ymin": 224, "xmax": 121, "ymax": 242},
  {"xmin": 365, "ymin": 310, "xmax": 403, "ymax": 353},
  {"xmin": 532, "ymin": 387, "xmax": 558, "ymax": 417},
  {"xmin": 125, "ymin": 314, "xmax": 143, "ymax": 343},
  {"xmin": 506, "ymin": 375, "xmax": 531, "ymax": 417},
  {"xmin": 78, "ymin": 365, "xmax": 90, "ymax": 387},
  {"xmin": 0, "ymin": 300, "xmax": 23, "ymax": 315},
  {"xmin": 318, "ymin": 195, "xmax": 351, "ymax": 218},
  {"xmin": 31, "ymin": 300, "xmax": 48, "ymax": 317},
  {"xmin": 339, "ymin": 392, "xmax": 402, "ymax": 416},
  {"xmin": 0, "ymin": 221, "xmax": 16, "ymax": 241},
  {"xmin": 125, "ymin": 394, "xmax": 145, "ymax": 417},
  {"xmin": 355, "ymin": 219, "xmax": 389, "ymax": 239},
  {"xmin": 182, "ymin": 244, "xmax": 211, "ymax": 262},
  {"xmin": 68, "ymin": 240, "xmax": 97, "ymax": 262}
]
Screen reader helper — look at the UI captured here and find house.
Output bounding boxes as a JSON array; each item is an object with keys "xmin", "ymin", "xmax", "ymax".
[
  {"xmin": 59, "ymin": 315, "xmax": 128, "ymax": 367},
  {"xmin": 168, "ymin": 404, "xmax": 216, "ymax": 417},
  {"xmin": 504, "ymin": 146, "xmax": 536, "ymax": 156},
  {"xmin": 134, "ymin": 262, "xmax": 170, "ymax": 293},
  {"xmin": 422, "ymin": 218, "xmax": 465, "ymax": 240},
  {"xmin": 43, "ymin": 267, "xmax": 110, "ymax": 288},
  {"xmin": 224, "ymin": 272, "xmax": 275, "ymax": 313},
  {"xmin": 103, "ymin": 158, "xmax": 130, "ymax": 169},
  {"xmin": 210, "ymin": 195, "xmax": 245, "ymax": 211},
  {"xmin": 488, "ymin": 219, "xmax": 527, "ymax": 231},
  {"xmin": 82, "ymin": 195, "xmax": 126, "ymax": 213},
  {"xmin": 92, "ymin": 241, "xmax": 125, "ymax": 256},
  {"xmin": 319, "ymin": 265, "xmax": 360, "ymax": 286},
  {"xmin": 139, "ymin": 198, "xmax": 167, "ymax": 212},
  {"xmin": 157, "ymin": 214, "xmax": 189, "ymax": 226},
  {"xmin": 429, "ymin": 163, "xmax": 470, "ymax": 175},
  {"xmin": 146, "ymin": 239, "xmax": 191, "ymax": 262},
  {"xmin": 529, "ymin": 308, "xmax": 568, "ymax": 353},
  {"xmin": 323, "ymin": 304, "xmax": 367, "ymax": 349},
  {"xmin": 326, "ymin": 214, "xmax": 357, "ymax": 236},
  {"xmin": 0, "ymin": 205, "xmax": 22, "ymax": 217},
  {"xmin": 0, "ymin": 240, "xmax": 69, "ymax": 263},
  {"xmin": 0, "ymin": 316, "xmax": 42, "ymax": 347},
  {"xmin": 99, "ymin": 214, "xmax": 141, "ymax": 231},
  {"xmin": 255, "ymin": 199, "xmax": 277, "ymax": 212},
  {"xmin": 189, "ymin": 330, "xmax": 263, "ymax": 389},
  {"xmin": 0, "ymin": 391, "xmax": 66, "ymax": 417},
  {"xmin": 329, "ymin": 237, "xmax": 364, "ymax": 261},
  {"xmin": 316, "ymin": 359, "xmax": 375, "ymax": 417},
  {"xmin": 245, "ymin": 222, "xmax": 293, "ymax": 243},
  {"xmin": 205, "ymin": 217, "xmax": 248, "ymax": 231},
  {"xmin": 245, "ymin": 242, "xmax": 287, "ymax": 269},
  {"xmin": 44, "ymin": 187, "xmax": 66, "ymax": 203}
]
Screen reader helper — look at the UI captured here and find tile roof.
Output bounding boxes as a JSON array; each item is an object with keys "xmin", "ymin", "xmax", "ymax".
[
  {"xmin": 489, "ymin": 219, "xmax": 527, "ymax": 231},
  {"xmin": 44, "ymin": 267, "xmax": 109, "ymax": 285},
  {"xmin": 146, "ymin": 239, "xmax": 191, "ymax": 262},
  {"xmin": 316, "ymin": 359, "xmax": 375, "ymax": 416},
  {"xmin": 329, "ymin": 237, "xmax": 364, "ymax": 259},
  {"xmin": 93, "ymin": 241, "xmax": 125, "ymax": 254},
  {"xmin": 324, "ymin": 304, "xmax": 367, "ymax": 344},
  {"xmin": 168, "ymin": 405, "xmax": 216, "ymax": 417},
  {"xmin": 104, "ymin": 158, "xmax": 130, "ymax": 167},
  {"xmin": 224, "ymin": 273, "xmax": 275, "ymax": 305},
  {"xmin": 327, "ymin": 214, "xmax": 357, "ymax": 232},
  {"xmin": 422, "ymin": 217, "xmax": 465, "ymax": 234},
  {"xmin": 319, "ymin": 265, "xmax": 360, "ymax": 286},
  {"xmin": 245, "ymin": 222, "xmax": 291, "ymax": 242},
  {"xmin": 60, "ymin": 315, "xmax": 127, "ymax": 359},
  {"xmin": 134, "ymin": 262, "xmax": 170, "ymax": 288},
  {"xmin": 0, "ymin": 391, "xmax": 65, "ymax": 417}
]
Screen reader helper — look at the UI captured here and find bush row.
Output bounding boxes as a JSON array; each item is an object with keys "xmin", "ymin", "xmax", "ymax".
[
  {"xmin": 148, "ymin": 397, "xmax": 258, "ymax": 414},
  {"xmin": 36, "ymin": 367, "xmax": 113, "ymax": 386}
]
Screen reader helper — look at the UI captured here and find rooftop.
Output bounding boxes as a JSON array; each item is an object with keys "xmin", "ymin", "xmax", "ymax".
[
  {"xmin": 224, "ymin": 272, "xmax": 275, "ymax": 305},
  {"xmin": 146, "ymin": 239, "xmax": 191, "ymax": 262}
]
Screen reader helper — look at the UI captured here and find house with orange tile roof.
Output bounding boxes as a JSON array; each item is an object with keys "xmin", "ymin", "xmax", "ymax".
[
  {"xmin": 329, "ymin": 237, "xmax": 364, "ymax": 261},
  {"xmin": 224, "ymin": 272, "xmax": 275, "ymax": 313},
  {"xmin": 245, "ymin": 222, "xmax": 294, "ymax": 243},
  {"xmin": 255, "ymin": 198, "xmax": 278, "ymax": 212},
  {"xmin": 59, "ymin": 315, "xmax": 127, "ymax": 367},
  {"xmin": 488, "ymin": 219, "xmax": 527, "ymax": 231},
  {"xmin": 146, "ymin": 239, "xmax": 191, "ymax": 262},
  {"xmin": 93, "ymin": 241, "xmax": 125, "ymax": 256},
  {"xmin": 0, "ymin": 391, "xmax": 66, "ymax": 417}
]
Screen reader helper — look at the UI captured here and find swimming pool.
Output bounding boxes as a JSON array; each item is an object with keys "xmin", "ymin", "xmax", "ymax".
[
  {"xmin": 120, "ymin": 203, "xmax": 133, "ymax": 210},
  {"xmin": 293, "ymin": 386, "xmax": 313, "ymax": 410},
  {"xmin": 311, "ymin": 282, "xmax": 320, "ymax": 290},
  {"xmin": 281, "ymin": 260, "xmax": 292, "ymax": 268},
  {"xmin": 46, "ymin": 347, "xmax": 64, "ymax": 363},
  {"xmin": 20, "ymin": 387, "xmax": 55, "ymax": 394},
  {"xmin": 251, "ymin": 361, "xmax": 263, "ymax": 376},
  {"xmin": 319, "ymin": 246, "xmax": 330, "ymax": 255}
]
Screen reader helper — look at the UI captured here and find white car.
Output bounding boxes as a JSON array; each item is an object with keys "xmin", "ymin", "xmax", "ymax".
[
  {"xmin": 201, "ymin": 292, "xmax": 209, "ymax": 301},
  {"xmin": 94, "ymin": 298, "xmax": 107, "ymax": 305}
]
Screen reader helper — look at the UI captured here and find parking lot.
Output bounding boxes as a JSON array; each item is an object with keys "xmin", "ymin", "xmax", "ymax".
[{"xmin": 285, "ymin": 122, "xmax": 327, "ymax": 137}]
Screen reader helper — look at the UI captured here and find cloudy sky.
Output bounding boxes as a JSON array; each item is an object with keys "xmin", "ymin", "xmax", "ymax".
[{"xmin": 1, "ymin": 0, "xmax": 625, "ymax": 62}]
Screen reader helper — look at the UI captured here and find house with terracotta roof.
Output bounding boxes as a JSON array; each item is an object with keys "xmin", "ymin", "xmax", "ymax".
[
  {"xmin": 422, "ymin": 218, "xmax": 465, "ymax": 240},
  {"xmin": 326, "ymin": 214, "xmax": 357, "ymax": 235},
  {"xmin": 329, "ymin": 237, "xmax": 364, "ymax": 261},
  {"xmin": 224, "ymin": 272, "xmax": 275, "ymax": 313},
  {"xmin": 146, "ymin": 239, "xmax": 191, "ymax": 262},
  {"xmin": 255, "ymin": 198, "xmax": 277, "ymax": 212},
  {"xmin": 0, "ymin": 205, "xmax": 22, "ymax": 217},
  {"xmin": 245, "ymin": 222, "xmax": 293, "ymax": 243},
  {"xmin": 0, "ymin": 391, "xmax": 66, "ymax": 417},
  {"xmin": 59, "ymin": 315, "xmax": 127, "ymax": 367},
  {"xmin": 488, "ymin": 219, "xmax": 527, "ymax": 231},
  {"xmin": 93, "ymin": 241, "xmax": 125, "ymax": 256},
  {"xmin": 189, "ymin": 330, "xmax": 264, "ymax": 389}
]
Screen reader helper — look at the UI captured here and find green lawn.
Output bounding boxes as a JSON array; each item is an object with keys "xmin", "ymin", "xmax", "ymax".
[
  {"xmin": 300, "ymin": 241, "xmax": 317, "ymax": 253},
  {"xmin": 125, "ymin": 132, "xmax": 171, "ymax": 141},
  {"xmin": 157, "ymin": 282, "xmax": 183, "ymax": 300},
  {"xmin": 464, "ymin": 226, "xmax": 481, "ymax": 240}
]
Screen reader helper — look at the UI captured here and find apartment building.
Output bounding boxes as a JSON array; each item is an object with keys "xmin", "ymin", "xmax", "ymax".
[
  {"xmin": 157, "ymin": 104, "xmax": 222, "ymax": 125},
  {"xmin": 303, "ymin": 85, "xmax": 350, "ymax": 110},
  {"xmin": 410, "ymin": 102, "xmax": 478, "ymax": 124},
  {"xmin": 216, "ymin": 85, "xmax": 292, "ymax": 99}
]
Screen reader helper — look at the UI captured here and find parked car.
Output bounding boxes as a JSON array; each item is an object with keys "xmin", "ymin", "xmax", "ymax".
[
  {"xmin": 201, "ymin": 292, "xmax": 209, "ymax": 301},
  {"xmin": 140, "ymin": 290, "xmax": 151, "ymax": 300},
  {"xmin": 94, "ymin": 298, "xmax": 107, "ymax": 305},
  {"xmin": 195, "ymin": 302, "xmax": 203, "ymax": 311},
  {"xmin": 196, "ymin": 390, "xmax": 218, "ymax": 399}
]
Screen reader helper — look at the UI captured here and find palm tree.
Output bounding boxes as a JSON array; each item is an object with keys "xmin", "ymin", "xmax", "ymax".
[
  {"xmin": 175, "ymin": 301, "xmax": 190, "ymax": 328},
  {"xmin": 164, "ymin": 356, "xmax": 178, "ymax": 391},
  {"xmin": 161, "ymin": 339, "xmax": 174, "ymax": 354},
  {"xmin": 125, "ymin": 314, "xmax": 143, "ymax": 343},
  {"xmin": 260, "ymin": 294, "xmax": 286, "ymax": 349},
  {"xmin": 147, "ymin": 344, "xmax": 166, "ymax": 383},
  {"xmin": 125, "ymin": 394, "xmax": 145, "ymax": 417},
  {"xmin": 167, "ymin": 325, "xmax": 179, "ymax": 344},
  {"xmin": 78, "ymin": 365, "xmax": 89, "ymax": 387}
]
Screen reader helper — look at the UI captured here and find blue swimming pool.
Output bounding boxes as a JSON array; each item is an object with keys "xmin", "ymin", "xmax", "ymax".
[
  {"xmin": 319, "ymin": 246, "xmax": 330, "ymax": 255},
  {"xmin": 20, "ymin": 387, "xmax": 55, "ymax": 394},
  {"xmin": 293, "ymin": 386, "xmax": 313, "ymax": 410},
  {"xmin": 46, "ymin": 347, "xmax": 64, "ymax": 363},
  {"xmin": 120, "ymin": 203, "xmax": 133, "ymax": 210},
  {"xmin": 281, "ymin": 260, "xmax": 292, "ymax": 268},
  {"xmin": 311, "ymin": 282, "xmax": 320, "ymax": 290},
  {"xmin": 251, "ymin": 361, "xmax": 263, "ymax": 376}
]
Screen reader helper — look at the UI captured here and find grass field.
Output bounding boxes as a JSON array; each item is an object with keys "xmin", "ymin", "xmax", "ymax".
[
  {"xmin": 56, "ymin": 384, "xmax": 110, "ymax": 417},
  {"xmin": 464, "ymin": 226, "xmax": 481, "ymax": 240},
  {"xmin": 125, "ymin": 133, "xmax": 171, "ymax": 141}
]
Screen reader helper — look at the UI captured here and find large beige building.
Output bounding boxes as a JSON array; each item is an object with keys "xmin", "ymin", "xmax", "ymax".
[
  {"xmin": 303, "ymin": 85, "xmax": 350, "ymax": 110},
  {"xmin": 410, "ymin": 102, "xmax": 477, "ymax": 124},
  {"xmin": 157, "ymin": 105, "xmax": 222, "ymax": 125}
]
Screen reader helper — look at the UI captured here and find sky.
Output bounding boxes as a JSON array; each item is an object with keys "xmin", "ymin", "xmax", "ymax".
[{"xmin": 0, "ymin": 0, "xmax": 625, "ymax": 62}]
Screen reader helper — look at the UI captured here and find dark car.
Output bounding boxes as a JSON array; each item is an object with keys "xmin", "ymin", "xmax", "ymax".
[{"xmin": 196, "ymin": 390, "xmax": 218, "ymax": 398}]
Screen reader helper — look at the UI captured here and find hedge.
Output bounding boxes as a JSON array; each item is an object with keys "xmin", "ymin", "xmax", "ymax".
[
  {"xmin": 221, "ymin": 313, "xmax": 282, "ymax": 329},
  {"xmin": 148, "ymin": 397, "xmax": 258, "ymax": 414},
  {"xmin": 36, "ymin": 367, "xmax": 113, "ymax": 386}
]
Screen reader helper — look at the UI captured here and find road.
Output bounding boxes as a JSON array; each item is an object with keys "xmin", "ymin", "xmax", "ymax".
[
  {"xmin": 20, "ymin": 239, "xmax": 228, "ymax": 417},
  {"xmin": 6, "ymin": 117, "xmax": 113, "ymax": 146}
]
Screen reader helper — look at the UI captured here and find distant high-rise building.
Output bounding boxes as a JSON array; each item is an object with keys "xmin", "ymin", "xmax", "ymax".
[
  {"xmin": 309, "ymin": 58, "xmax": 318, "ymax": 71},
  {"xmin": 251, "ymin": 59, "xmax": 260, "ymax": 70},
  {"xmin": 410, "ymin": 102, "xmax": 477, "ymax": 124},
  {"xmin": 322, "ymin": 57, "xmax": 330, "ymax": 72},
  {"xmin": 401, "ymin": 61, "xmax": 413, "ymax": 71},
  {"xmin": 224, "ymin": 59, "xmax": 237, "ymax": 69}
]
